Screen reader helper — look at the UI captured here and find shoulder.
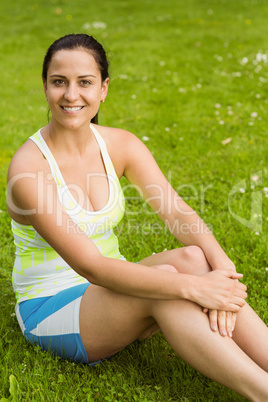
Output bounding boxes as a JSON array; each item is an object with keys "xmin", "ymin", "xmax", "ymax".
[
  {"xmin": 7, "ymin": 132, "xmax": 52, "ymax": 221},
  {"xmin": 92, "ymin": 124, "xmax": 150, "ymax": 178},
  {"xmin": 8, "ymin": 135, "xmax": 48, "ymax": 179},
  {"xmin": 93, "ymin": 124, "xmax": 140, "ymax": 147}
]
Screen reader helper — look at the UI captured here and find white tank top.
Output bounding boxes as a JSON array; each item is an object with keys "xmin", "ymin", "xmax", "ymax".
[{"xmin": 12, "ymin": 124, "xmax": 126, "ymax": 304}]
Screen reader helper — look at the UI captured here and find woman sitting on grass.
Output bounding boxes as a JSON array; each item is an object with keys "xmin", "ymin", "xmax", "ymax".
[{"xmin": 6, "ymin": 33, "xmax": 268, "ymax": 401}]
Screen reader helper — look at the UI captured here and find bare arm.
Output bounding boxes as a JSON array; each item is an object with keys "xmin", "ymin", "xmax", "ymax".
[
  {"xmin": 6, "ymin": 138, "xmax": 246, "ymax": 312},
  {"xmin": 122, "ymin": 132, "xmax": 235, "ymax": 272}
]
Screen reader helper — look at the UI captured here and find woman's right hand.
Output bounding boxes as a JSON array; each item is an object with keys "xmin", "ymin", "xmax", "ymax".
[{"xmin": 190, "ymin": 270, "xmax": 247, "ymax": 313}]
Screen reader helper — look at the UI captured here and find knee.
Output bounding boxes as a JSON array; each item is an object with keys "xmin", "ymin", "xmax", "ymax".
[
  {"xmin": 181, "ymin": 246, "xmax": 211, "ymax": 275},
  {"xmin": 155, "ymin": 264, "xmax": 178, "ymax": 273}
]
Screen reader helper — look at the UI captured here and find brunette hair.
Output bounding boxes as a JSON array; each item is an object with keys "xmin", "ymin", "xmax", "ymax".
[{"xmin": 42, "ymin": 34, "xmax": 109, "ymax": 124}]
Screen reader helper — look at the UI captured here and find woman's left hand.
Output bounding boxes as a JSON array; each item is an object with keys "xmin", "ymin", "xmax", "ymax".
[
  {"xmin": 204, "ymin": 258, "xmax": 238, "ymax": 336},
  {"xmin": 203, "ymin": 308, "xmax": 237, "ymax": 337}
]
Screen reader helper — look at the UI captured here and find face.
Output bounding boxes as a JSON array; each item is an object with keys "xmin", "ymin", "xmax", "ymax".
[{"xmin": 43, "ymin": 48, "xmax": 109, "ymax": 131}]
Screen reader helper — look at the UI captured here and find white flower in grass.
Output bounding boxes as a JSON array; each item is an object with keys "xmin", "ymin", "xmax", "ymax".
[
  {"xmin": 255, "ymin": 65, "xmax": 262, "ymax": 73},
  {"xmin": 82, "ymin": 21, "xmax": 107, "ymax": 30},
  {"xmin": 214, "ymin": 54, "xmax": 223, "ymax": 62},
  {"xmin": 118, "ymin": 74, "xmax": 129, "ymax": 80},
  {"xmin": 152, "ymin": 88, "xmax": 158, "ymax": 93},
  {"xmin": 255, "ymin": 232, "xmax": 260, "ymax": 235},
  {"xmin": 159, "ymin": 60, "xmax": 165, "ymax": 66},
  {"xmin": 131, "ymin": 94, "xmax": 136, "ymax": 99},
  {"xmin": 228, "ymin": 110, "xmax": 234, "ymax": 115},
  {"xmin": 178, "ymin": 87, "xmax": 186, "ymax": 93},
  {"xmin": 251, "ymin": 112, "xmax": 258, "ymax": 118},
  {"xmin": 165, "ymin": 127, "xmax": 170, "ymax": 132},
  {"xmin": 248, "ymin": 121, "xmax": 254, "ymax": 126},
  {"xmin": 173, "ymin": 123, "xmax": 177, "ymax": 127},
  {"xmin": 179, "ymin": 137, "xmax": 183, "ymax": 141},
  {"xmin": 221, "ymin": 137, "xmax": 232, "ymax": 145},
  {"xmin": 251, "ymin": 175, "xmax": 259, "ymax": 182},
  {"xmin": 237, "ymin": 102, "xmax": 242, "ymax": 107},
  {"xmin": 82, "ymin": 22, "xmax": 91, "ymax": 30},
  {"xmin": 240, "ymin": 57, "xmax": 249, "ymax": 65},
  {"xmin": 219, "ymin": 120, "xmax": 224, "ymax": 125},
  {"xmin": 196, "ymin": 83, "xmax": 202, "ymax": 88},
  {"xmin": 215, "ymin": 103, "xmax": 221, "ymax": 108},
  {"xmin": 256, "ymin": 53, "xmax": 268, "ymax": 63},
  {"xmin": 266, "ymin": 267, "xmax": 268, "ymax": 271},
  {"xmin": 263, "ymin": 187, "xmax": 268, "ymax": 193},
  {"xmin": 142, "ymin": 136, "xmax": 149, "ymax": 141},
  {"xmin": 239, "ymin": 188, "xmax": 246, "ymax": 193},
  {"xmin": 215, "ymin": 111, "xmax": 220, "ymax": 115},
  {"xmin": 255, "ymin": 93, "xmax": 261, "ymax": 98},
  {"xmin": 92, "ymin": 21, "xmax": 107, "ymax": 29},
  {"xmin": 232, "ymin": 72, "xmax": 242, "ymax": 77}
]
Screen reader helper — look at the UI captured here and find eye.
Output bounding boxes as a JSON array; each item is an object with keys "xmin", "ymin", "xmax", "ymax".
[
  {"xmin": 53, "ymin": 79, "xmax": 65, "ymax": 86},
  {"xmin": 80, "ymin": 80, "xmax": 91, "ymax": 86}
]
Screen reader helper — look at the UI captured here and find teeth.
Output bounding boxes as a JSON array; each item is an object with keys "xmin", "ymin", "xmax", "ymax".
[{"xmin": 62, "ymin": 106, "xmax": 83, "ymax": 111}]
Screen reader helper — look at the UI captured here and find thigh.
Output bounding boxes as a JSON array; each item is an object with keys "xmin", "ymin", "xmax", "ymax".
[
  {"xmin": 139, "ymin": 246, "xmax": 210, "ymax": 275},
  {"xmin": 79, "ymin": 284, "xmax": 156, "ymax": 363}
]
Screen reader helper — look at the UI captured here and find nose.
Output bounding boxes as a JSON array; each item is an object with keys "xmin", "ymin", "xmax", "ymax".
[{"xmin": 64, "ymin": 83, "xmax": 79, "ymax": 102}]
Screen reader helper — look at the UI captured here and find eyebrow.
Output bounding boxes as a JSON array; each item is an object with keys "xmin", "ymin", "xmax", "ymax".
[{"xmin": 49, "ymin": 74, "xmax": 97, "ymax": 78}]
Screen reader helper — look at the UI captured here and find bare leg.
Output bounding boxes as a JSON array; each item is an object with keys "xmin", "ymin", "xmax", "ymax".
[
  {"xmin": 139, "ymin": 245, "xmax": 211, "ymax": 276},
  {"xmin": 79, "ymin": 247, "xmax": 268, "ymax": 400},
  {"xmin": 80, "ymin": 286, "xmax": 268, "ymax": 401},
  {"xmin": 232, "ymin": 303, "xmax": 268, "ymax": 372},
  {"xmin": 151, "ymin": 299, "xmax": 268, "ymax": 402},
  {"xmin": 140, "ymin": 246, "xmax": 268, "ymax": 372}
]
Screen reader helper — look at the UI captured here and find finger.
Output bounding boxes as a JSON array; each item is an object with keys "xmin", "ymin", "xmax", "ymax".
[
  {"xmin": 203, "ymin": 307, "xmax": 208, "ymax": 313},
  {"xmin": 227, "ymin": 301, "xmax": 245, "ymax": 313},
  {"xmin": 208, "ymin": 309, "xmax": 218, "ymax": 332},
  {"xmin": 217, "ymin": 311, "xmax": 227, "ymax": 336},
  {"xmin": 227, "ymin": 270, "xmax": 243, "ymax": 280},
  {"xmin": 234, "ymin": 281, "xmax": 247, "ymax": 292},
  {"xmin": 226, "ymin": 311, "xmax": 233, "ymax": 338},
  {"xmin": 232, "ymin": 288, "xmax": 247, "ymax": 302},
  {"xmin": 232, "ymin": 295, "xmax": 247, "ymax": 308},
  {"xmin": 231, "ymin": 312, "xmax": 237, "ymax": 332},
  {"xmin": 227, "ymin": 270, "xmax": 243, "ymax": 279}
]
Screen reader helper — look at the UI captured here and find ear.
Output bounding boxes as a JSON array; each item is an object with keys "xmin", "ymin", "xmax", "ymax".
[
  {"xmin": 101, "ymin": 77, "xmax": 109, "ymax": 102},
  {"xmin": 43, "ymin": 78, "xmax": 48, "ymax": 99}
]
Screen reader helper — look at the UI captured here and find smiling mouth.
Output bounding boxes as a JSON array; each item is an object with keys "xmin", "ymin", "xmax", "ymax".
[{"xmin": 61, "ymin": 106, "xmax": 85, "ymax": 111}]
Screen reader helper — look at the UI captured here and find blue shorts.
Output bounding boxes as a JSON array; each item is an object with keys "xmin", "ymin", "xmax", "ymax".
[{"xmin": 15, "ymin": 283, "xmax": 103, "ymax": 365}]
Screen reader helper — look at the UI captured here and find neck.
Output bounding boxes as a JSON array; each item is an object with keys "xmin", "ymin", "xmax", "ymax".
[{"xmin": 42, "ymin": 119, "xmax": 95, "ymax": 156}]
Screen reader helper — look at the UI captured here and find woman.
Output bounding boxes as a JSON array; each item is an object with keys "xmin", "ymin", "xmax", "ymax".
[{"xmin": 6, "ymin": 34, "xmax": 268, "ymax": 401}]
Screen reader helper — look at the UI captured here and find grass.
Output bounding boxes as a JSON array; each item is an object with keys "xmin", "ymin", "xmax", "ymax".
[{"xmin": 0, "ymin": 0, "xmax": 268, "ymax": 400}]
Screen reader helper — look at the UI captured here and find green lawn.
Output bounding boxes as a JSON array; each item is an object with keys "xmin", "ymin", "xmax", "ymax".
[{"xmin": 0, "ymin": 0, "xmax": 267, "ymax": 400}]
